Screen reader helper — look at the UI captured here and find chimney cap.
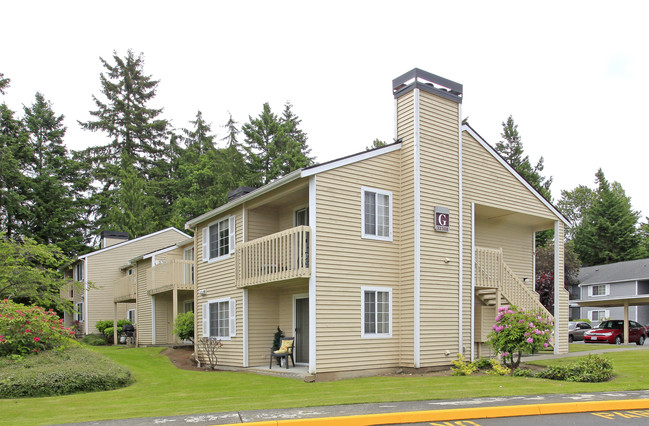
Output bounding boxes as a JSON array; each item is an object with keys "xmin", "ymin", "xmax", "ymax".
[
  {"xmin": 227, "ymin": 186, "xmax": 256, "ymax": 202},
  {"xmin": 392, "ymin": 68, "xmax": 463, "ymax": 103}
]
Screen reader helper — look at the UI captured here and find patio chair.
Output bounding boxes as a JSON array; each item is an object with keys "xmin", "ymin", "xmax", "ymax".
[{"xmin": 270, "ymin": 337, "xmax": 295, "ymax": 369}]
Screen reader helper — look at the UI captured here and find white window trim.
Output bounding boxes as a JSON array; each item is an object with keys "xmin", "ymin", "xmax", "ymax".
[
  {"xmin": 75, "ymin": 302, "xmax": 84, "ymax": 322},
  {"xmin": 75, "ymin": 263, "xmax": 84, "ymax": 282},
  {"xmin": 588, "ymin": 309, "xmax": 610, "ymax": 322},
  {"xmin": 202, "ymin": 297, "xmax": 236, "ymax": 340},
  {"xmin": 361, "ymin": 286, "xmax": 392, "ymax": 338},
  {"xmin": 127, "ymin": 308, "xmax": 136, "ymax": 324},
  {"xmin": 202, "ymin": 215, "xmax": 236, "ymax": 263},
  {"xmin": 588, "ymin": 284, "xmax": 610, "ymax": 297},
  {"xmin": 361, "ymin": 186, "xmax": 393, "ymax": 241},
  {"xmin": 293, "ymin": 205, "xmax": 309, "ymax": 226}
]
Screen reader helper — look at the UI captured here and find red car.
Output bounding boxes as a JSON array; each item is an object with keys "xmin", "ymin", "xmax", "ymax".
[{"xmin": 584, "ymin": 320, "xmax": 647, "ymax": 345}]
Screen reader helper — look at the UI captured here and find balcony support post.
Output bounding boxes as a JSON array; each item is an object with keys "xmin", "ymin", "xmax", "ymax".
[
  {"xmin": 113, "ymin": 303, "xmax": 118, "ymax": 346},
  {"xmin": 173, "ymin": 287, "xmax": 179, "ymax": 344}
]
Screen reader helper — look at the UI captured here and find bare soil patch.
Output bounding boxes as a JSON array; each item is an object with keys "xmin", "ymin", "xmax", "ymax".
[{"xmin": 161, "ymin": 346, "xmax": 205, "ymax": 372}]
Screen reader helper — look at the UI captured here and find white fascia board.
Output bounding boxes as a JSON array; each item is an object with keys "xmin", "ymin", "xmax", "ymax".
[
  {"xmin": 578, "ymin": 278, "xmax": 644, "ymax": 287},
  {"xmin": 77, "ymin": 227, "xmax": 190, "ymax": 260},
  {"xmin": 185, "ymin": 170, "xmax": 303, "ymax": 229},
  {"xmin": 300, "ymin": 144, "xmax": 401, "ymax": 178},
  {"xmin": 462, "ymin": 125, "xmax": 569, "ymax": 226},
  {"xmin": 142, "ymin": 244, "xmax": 179, "ymax": 260}
]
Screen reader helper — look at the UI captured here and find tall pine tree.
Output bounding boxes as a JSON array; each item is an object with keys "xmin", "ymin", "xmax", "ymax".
[
  {"xmin": 79, "ymin": 50, "xmax": 169, "ymax": 235},
  {"xmin": 573, "ymin": 169, "xmax": 643, "ymax": 265}
]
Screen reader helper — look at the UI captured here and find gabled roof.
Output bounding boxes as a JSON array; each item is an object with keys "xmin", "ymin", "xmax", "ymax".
[
  {"xmin": 462, "ymin": 124, "xmax": 569, "ymax": 226},
  {"xmin": 578, "ymin": 258, "xmax": 649, "ymax": 286},
  {"xmin": 76, "ymin": 227, "xmax": 190, "ymax": 260},
  {"xmin": 184, "ymin": 142, "xmax": 402, "ymax": 229}
]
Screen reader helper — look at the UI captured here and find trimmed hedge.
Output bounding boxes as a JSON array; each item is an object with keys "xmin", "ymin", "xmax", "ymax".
[{"xmin": 0, "ymin": 346, "xmax": 132, "ymax": 398}]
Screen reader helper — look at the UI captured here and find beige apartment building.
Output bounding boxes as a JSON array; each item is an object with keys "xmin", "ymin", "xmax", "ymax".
[
  {"xmin": 185, "ymin": 69, "xmax": 569, "ymax": 380},
  {"xmin": 63, "ymin": 228, "xmax": 190, "ymax": 335}
]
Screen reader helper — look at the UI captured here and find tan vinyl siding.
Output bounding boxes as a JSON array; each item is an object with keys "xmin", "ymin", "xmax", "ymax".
[
  {"xmin": 247, "ymin": 206, "xmax": 279, "ymax": 241},
  {"xmin": 154, "ymin": 292, "xmax": 173, "ymax": 344},
  {"xmin": 247, "ymin": 288, "xmax": 279, "ymax": 366},
  {"xmin": 84, "ymin": 229, "xmax": 188, "ymax": 334},
  {"xmin": 417, "ymin": 90, "xmax": 462, "ymax": 366},
  {"xmin": 397, "ymin": 90, "xmax": 415, "ymax": 367},
  {"xmin": 195, "ymin": 207, "xmax": 244, "ymax": 366},
  {"xmin": 555, "ymin": 222, "xmax": 569, "ymax": 353},
  {"xmin": 136, "ymin": 259, "xmax": 153, "ymax": 344},
  {"xmin": 462, "ymin": 130, "xmax": 557, "ymax": 221},
  {"xmin": 315, "ymin": 150, "xmax": 402, "ymax": 373}
]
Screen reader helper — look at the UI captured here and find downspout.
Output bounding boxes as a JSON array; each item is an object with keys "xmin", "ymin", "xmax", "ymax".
[
  {"xmin": 308, "ymin": 175, "xmax": 317, "ymax": 374},
  {"xmin": 84, "ymin": 258, "xmax": 89, "ymax": 335}
]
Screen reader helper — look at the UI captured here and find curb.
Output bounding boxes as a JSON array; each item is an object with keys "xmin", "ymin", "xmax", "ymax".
[{"xmin": 222, "ymin": 399, "xmax": 649, "ymax": 425}]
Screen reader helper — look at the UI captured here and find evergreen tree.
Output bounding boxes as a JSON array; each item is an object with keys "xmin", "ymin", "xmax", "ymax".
[
  {"xmin": 496, "ymin": 115, "xmax": 552, "ymax": 202},
  {"xmin": 366, "ymin": 139, "xmax": 387, "ymax": 151},
  {"xmin": 557, "ymin": 185, "xmax": 596, "ymax": 240},
  {"xmin": 242, "ymin": 102, "xmax": 313, "ymax": 187},
  {"xmin": 640, "ymin": 218, "xmax": 649, "ymax": 257},
  {"xmin": 0, "ymin": 75, "xmax": 31, "ymax": 239},
  {"xmin": 22, "ymin": 93, "xmax": 89, "ymax": 255},
  {"xmin": 573, "ymin": 169, "xmax": 643, "ymax": 265},
  {"xmin": 79, "ymin": 50, "xmax": 169, "ymax": 234},
  {"xmin": 183, "ymin": 110, "xmax": 215, "ymax": 154},
  {"xmin": 221, "ymin": 112, "xmax": 240, "ymax": 149}
]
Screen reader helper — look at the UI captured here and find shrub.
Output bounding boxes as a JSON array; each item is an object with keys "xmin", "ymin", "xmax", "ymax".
[
  {"xmin": 536, "ymin": 355, "xmax": 613, "ymax": 383},
  {"xmin": 0, "ymin": 346, "xmax": 131, "ymax": 398},
  {"xmin": 0, "ymin": 299, "xmax": 75, "ymax": 356},
  {"xmin": 485, "ymin": 358, "xmax": 510, "ymax": 376},
  {"xmin": 512, "ymin": 367, "xmax": 536, "ymax": 377},
  {"xmin": 173, "ymin": 311, "xmax": 194, "ymax": 343},
  {"xmin": 95, "ymin": 319, "xmax": 133, "ymax": 344},
  {"xmin": 81, "ymin": 334, "xmax": 107, "ymax": 346},
  {"xmin": 488, "ymin": 305, "xmax": 554, "ymax": 370},
  {"xmin": 196, "ymin": 337, "xmax": 222, "ymax": 370},
  {"xmin": 473, "ymin": 357, "xmax": 492, "ymax": 370},
  {"xmin": 451, "ymin": 353, "xmax": 477, "ymax": 376}
]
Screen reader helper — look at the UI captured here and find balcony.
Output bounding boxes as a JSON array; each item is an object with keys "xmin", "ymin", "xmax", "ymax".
[
  {"xmin": 114, "ymin": 275, "xmax": 137, "ymax": 302},
  {"xmin": 147, "ymin": 260, "xmax": 195, "ymax": 295},
  {"xmin": 236, "ymin": 226, "xmax": 311, "ymax": 287}
]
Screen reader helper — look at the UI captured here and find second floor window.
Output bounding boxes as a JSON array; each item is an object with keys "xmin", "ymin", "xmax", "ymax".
[
  {"xmin": 75, "ymin": 263, "xmax": 84, "ymax": 282},
  {"xmin": 202, "ymin": 216, "xmax": 236, "ymax": 262},
  {"xmin": 362, "ymin": 187, "xmax": 392, "ymax": 241},
  {"xmin": 589, "ymin": 284, "xmax": 609, "ymax": 297}
]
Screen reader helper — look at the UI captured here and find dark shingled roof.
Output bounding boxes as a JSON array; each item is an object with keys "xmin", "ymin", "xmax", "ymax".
[{"xmin": 578, "ymin": 258, "xmax": 649, "ymax": 285}]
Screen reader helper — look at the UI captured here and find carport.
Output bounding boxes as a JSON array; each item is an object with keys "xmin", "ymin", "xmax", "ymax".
[{"xmin": 577, "ymin": 295, "xmax": 649, "ymax": 343}]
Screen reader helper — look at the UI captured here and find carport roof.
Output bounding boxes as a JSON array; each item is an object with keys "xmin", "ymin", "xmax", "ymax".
[{"xmin": 576, "ymin": 294, "xmax": 649, "ymax": 308}]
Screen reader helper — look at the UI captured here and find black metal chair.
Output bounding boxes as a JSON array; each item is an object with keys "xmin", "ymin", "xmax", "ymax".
[{"xmin": 269, "ymin": 337, "xmax": 295, "ymax": 369}]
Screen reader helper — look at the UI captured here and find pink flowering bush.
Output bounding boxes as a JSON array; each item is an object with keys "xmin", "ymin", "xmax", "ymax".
[
  {"xmin": 487, "ymin": 305, "xmax": 554, "ymax": 370},
  {"xmin": 0, "ymin": 299, "xmax": 75, "ymax": 357}
]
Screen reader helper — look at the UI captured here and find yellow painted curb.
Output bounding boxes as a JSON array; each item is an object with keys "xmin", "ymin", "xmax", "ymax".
[{"xmin": 219, "ymin": 398, "xmax": 649, "ymax": 425}]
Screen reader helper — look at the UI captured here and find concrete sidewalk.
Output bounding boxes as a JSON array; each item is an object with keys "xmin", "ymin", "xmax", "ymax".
[{"xmin": 56, "ymin": 390, "xmax": 649, "ymax": 426}]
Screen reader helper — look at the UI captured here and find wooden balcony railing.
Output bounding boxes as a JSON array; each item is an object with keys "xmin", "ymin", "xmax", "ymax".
[
  {"xmin": 113, "ymin": 275, "xmax": 137, "ymax": 302},
  {"xmin": 236, "ymin": 226, "xmax": 311, "ymax": 287},
  {"xmin": 147, "ymin": 260, "xmax": 195, "ymax": 295}
]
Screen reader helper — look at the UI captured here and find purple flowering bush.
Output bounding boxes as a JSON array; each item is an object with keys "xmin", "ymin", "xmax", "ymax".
[
  {"xmin": 0, "ymin": 299, "xmax": 75, "ymax": 357},
  {"xmin": 488, "ymin": 305, "xmax": 554, "ymax": 370}
]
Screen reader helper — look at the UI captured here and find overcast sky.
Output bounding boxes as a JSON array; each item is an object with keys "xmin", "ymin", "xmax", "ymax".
[{"xmin": 2, "ymin": 1, "xmax": 648, "ymax": 219}]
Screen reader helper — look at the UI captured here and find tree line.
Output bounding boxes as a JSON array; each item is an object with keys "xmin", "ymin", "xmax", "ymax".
[{"xmin": 0, "ymin": 50, "xmax": 314, "ymax": 257}]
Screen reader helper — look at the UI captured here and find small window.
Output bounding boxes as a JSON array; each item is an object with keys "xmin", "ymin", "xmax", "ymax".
[
  {"xmin": 202, "ymin": 298, "xmax": 236, "ymax": 340},
  {"xmin": 127, "ymin": 309, "xmax": 136, "ymax": 324},
  {"xmin": 361, "ymin": 187, "xmax": 392, "ymax": 241},
  {"xmin": 75, "ymin": 263, "xmax": 84, "ymax": 282},
  {"xmin": 127, "ymin": 268, "xmax": 135, "ymax": 276},
  {"xmin": 69, "ymin": 287, "xmax": 74, "ymax": 298},
  {"xmin": 589, "ymin": 284, "xmax": 609, "ymax": 297},
  {"xmin": 75, "ymin": 302, "xmax": 83, "ymax": 322},
  {"xmin": 184, "ymin": 300, "xmax": 194, "ymax": 313},
  {"xmin": 589, "ymin": 309, "xmax": 609, "ymax": 323},
  {"xmin": 295, "ymin": 207, "xmax": 309, "ymax": 226},
  {"xmin": 202, "ymin": 216, "xmax": 236, "ymax": 262},
  {"xmin": 361, "ymin": 286, "xmax": 392, "ymax": 338}
]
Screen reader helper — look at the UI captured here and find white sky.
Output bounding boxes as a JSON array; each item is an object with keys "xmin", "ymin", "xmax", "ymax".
[{"xmin": 2, "ymin": 1, "xmax": 648, "ymax": 219}]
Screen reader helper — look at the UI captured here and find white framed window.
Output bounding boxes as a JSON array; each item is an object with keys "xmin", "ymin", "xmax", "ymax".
[
  {"xmin": 184, "ymin": 300, "xmax": 194, "ymax": 313},
  {"xmin": 294, "ymin": 206, "xmax": 309, "ymax": 226},
  {"xmin": 202, "ymin": 216, "xmax": 236, "ymax": 262},
  {"xmin": 589, "ymin": 309, "xmax": 610, "ymax": 323},
  {"xmin": 588, "ymin": 284, "xmax": 609, "ymax": 297},
  {"xmin": 361, "ymin": 187, "xmax": 392, "ymax": 241},
  {"xmin": 75, "ymin": 262, "xmax": 84, "ymax": 282},
  {"xmin": 127, "ymin": 309, "xmax": 136, "ymax": 324},
  {"xmin": 75, "ymin": 302, "xmax": 83, "ymax": 322},
  {"xmin": 361, "ymin": 286, "xmax": 392, "ymax": 338},
  {"xmin": 202, "ymin": 298, "xmax": 236, "ymax": 340}
]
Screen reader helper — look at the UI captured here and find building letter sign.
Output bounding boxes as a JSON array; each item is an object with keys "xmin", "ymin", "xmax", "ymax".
[{"xmin": 435, "ymin": 206, "xmax": 450, "ymax": 232}]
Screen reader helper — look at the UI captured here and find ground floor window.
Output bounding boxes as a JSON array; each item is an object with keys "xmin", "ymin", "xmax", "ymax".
[
  {"xmin": 589, "ymin": 309, "xmax": 610, "ymax": 323},
  {"xmin": 361, "ymin": 286, "xmax": 392, "ymax": 338},
  {"xmin": 184, "ymin": 300, "xmax": 194, "ymax": 313},
  {"xmin": 75, "ymin": 302, "xmax": 83, "ymax": 322},
  {"xmin": 202, "ymin": 298, "xmax": 236, "ymax": 339},
  {"xmin": 127, "ymin": 309, "xmax": 136, "ymax": 324}
]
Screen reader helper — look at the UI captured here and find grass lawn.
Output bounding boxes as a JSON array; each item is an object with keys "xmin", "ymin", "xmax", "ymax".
[{"xmin": 1, "ymin": 346, "xmax": 648, "ymax": 425}]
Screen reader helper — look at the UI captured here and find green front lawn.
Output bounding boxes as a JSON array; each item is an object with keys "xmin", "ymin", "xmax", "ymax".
[{"xmin": 1, "ymin": 346, "xmax": 648, "ymax": 425}]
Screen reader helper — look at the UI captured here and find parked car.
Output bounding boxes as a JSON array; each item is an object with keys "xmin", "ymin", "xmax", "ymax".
[
  {"xmin": 584, "ymin": 320, "xmax": 647, "ymax": 345},
  {"xmin": 568, "ymin": 321, "xmax": 592, "ymax": 342}
]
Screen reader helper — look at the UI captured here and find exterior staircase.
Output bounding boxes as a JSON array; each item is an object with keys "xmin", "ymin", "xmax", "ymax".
[{"xmin": 474, "ymin": 247, "xmax": 553, "ymax": 319}]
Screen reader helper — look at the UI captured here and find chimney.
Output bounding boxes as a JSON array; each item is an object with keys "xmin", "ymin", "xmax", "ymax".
[
  {"xmin": 392, "ymin": 68, "xmax": 463, "ymax": 103},
  {"xmin": 227, "ymin": 186, "xmax": 256, "ymax": 202},
  {"xmin": 100, "ymin": 231, "xmax": 129, "ymax": 248}
]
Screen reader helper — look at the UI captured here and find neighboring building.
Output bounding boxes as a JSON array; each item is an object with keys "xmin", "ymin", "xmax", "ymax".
[
  {"xmin": 573, "ymin": 258, "xmax": 649, "ymax": 325},
  {"xmin": 63, "ymin": 228, "xmax": 190, "ymax": 335},
  {"xmin": 185, "ymin": 69, "xmax": 569, "ymax": 380},
  {"xmin": 113, "ymin": 238, "xmax": 195, "ymax": 345}
]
